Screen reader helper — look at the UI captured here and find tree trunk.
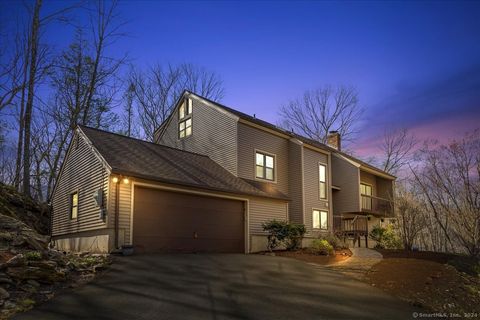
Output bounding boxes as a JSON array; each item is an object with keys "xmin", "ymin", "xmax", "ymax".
[
  {"xmin": 22, "ymin": 0, "xmax": 42, "ymax": 196},
  {"xmin": 13, "ymin": 39, "xmax": 30, "ymax": 190}
]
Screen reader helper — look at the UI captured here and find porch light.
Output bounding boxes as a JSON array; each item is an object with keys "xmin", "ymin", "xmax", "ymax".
[
  {"xmin": 112, "ymin": 177, "xmax": 119, "ymax": 183},
  {"xmin": 122, "ymin": 178, "xmax": 129, "ymax": 184}
]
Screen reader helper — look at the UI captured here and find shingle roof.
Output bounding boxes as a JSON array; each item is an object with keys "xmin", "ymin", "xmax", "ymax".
[
  {"xmin": 79, "ymin": 125, "xmax": 289, "ymax": 200},
  {"xmin": 184, "ymin": 91, "xmax": 396, "ymax": 180}
]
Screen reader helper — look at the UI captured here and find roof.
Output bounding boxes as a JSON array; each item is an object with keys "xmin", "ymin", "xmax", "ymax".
[
  {"xmin": 78, "ymin": 125, "xmax": 289, "ymax": 200},
  {"xmin": 177, "ymin": 91, "xmax": 395, "ymax": 180}
]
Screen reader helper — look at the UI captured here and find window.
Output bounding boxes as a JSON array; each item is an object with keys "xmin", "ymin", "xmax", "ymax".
[
  {"xmin": 313, "ymin": 209, "xmax": 328, "ymax": 230},
  {"xmin": 178, "ymin": 99, "xmax": 192, "ymax": 138},
  {"xmin": 179, "ymin": 118, "xmax": 192, "ymax": 138},
  {"xmin": 70, "ymin": 192, "xmax": 78, "ymax": 219},
  {"xmin": 360, "ymin": 183, "xmax": 372, "ymax": 210},
  {"xmin": 178, "ymin": 98, "xmax": 192, "ymax": 120},
  {"xmin": 319, "ymin": 164, "xmax": 327, "ymax": 199},
  {"xmin": 255, "ymin": 151, "xmax": 275, "ymax": 181}
]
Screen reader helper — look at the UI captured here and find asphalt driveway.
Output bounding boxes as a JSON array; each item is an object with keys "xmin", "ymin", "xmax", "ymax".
[{"xmin": 15, "ymin": 254, "xmax": 419, "ymax": 320}]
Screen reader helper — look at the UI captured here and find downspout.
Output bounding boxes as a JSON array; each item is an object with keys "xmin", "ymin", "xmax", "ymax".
[{"xmin": 115, "ymin": 179, "xmax": 120, "ymax": 249}]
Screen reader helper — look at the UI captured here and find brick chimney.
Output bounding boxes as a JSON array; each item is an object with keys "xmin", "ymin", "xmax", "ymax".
[{"xmin": 327, "ymin": 131, "xmax": 341, "ymax": 151}]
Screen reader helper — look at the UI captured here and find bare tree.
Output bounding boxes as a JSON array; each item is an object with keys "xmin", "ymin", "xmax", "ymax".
[
  {"xmin": 380, "ymin": 128, "xmax": 417, "ymax": 175},
  {"xmin": 394, "ymin": 183, "xmax": 427, "ymax": 250},
  {"xmin": 129, "ymin": 63, "xmax": 224, "ymax": 141},
  {"xmin": 22, "ymin": 0, "xmax": 43, "ymax": 196},
  {"xmin": 278, "ymin": 85, "xmax": 363, "ymax": 144},
  {"xmin": 411, "ymin": 130, "xmax": 480, "ymax": 257}
]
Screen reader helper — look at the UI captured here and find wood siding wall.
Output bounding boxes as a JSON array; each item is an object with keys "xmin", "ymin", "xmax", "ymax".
[
  {"xmin": 51, "ymin": 131, "xmax": 109, "ymax": 236},
  {"xmin": 376, "ymin": 177, "xmax": 394, "ymax": 199},
  {"xmin": 303, "ymin": 148, "xmax": 330, "ymax": 236},
  {"xmin": 288, "ymin": 140, "xmax": 304, "ymax": 224},
  {"xmin": 331, "ymin": 155, "xmax": 360, "ymax": 215},
  {"xmin": 156, "ymin": 96, "xmax": 238, "ymax": 175},
  {"xmin": 237, "ymin": 123, "xmax": 289, "ymax": 194},
  {"xmin": 108, "ymin": 179, "xmax": 132, "ymax": 246},
  {"xmin": 248, "ymin": 198, "xmax": 288, "ymax": 234}
]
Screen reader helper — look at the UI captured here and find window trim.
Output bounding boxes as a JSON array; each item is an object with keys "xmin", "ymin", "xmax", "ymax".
[
  {"xmin": 254, "ymin": 149, "xmax": 277, "ymax": 182},
  {"xmin": 318, "ymin": 162, "xmax": 328, "ymax": 201},
  {"xmin": 312, "ymin": 208, "xmax": 328, "ymax": 230},
  {"xmin": 70, "ymin": 191, "xmax": 79, "ymax": 220}
]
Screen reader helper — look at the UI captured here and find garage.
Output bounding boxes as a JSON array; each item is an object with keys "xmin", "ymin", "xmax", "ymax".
[{"xmin": 132, "ymin": 186, "xmax": 246, "ymax": 253}]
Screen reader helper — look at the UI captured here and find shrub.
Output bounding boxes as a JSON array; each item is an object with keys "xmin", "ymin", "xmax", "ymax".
[
  {"xmin": 24, "ymin": 251, "xmax": 42, "ymax": 261},
  {"xmin": 284, "ymin": 224, "xmax": 306, "ymax": 250},
  {"xmin": 262, "ymin": 220, "xmax": 306, "ymax": 251},
  {"xmin": 309, "ymin": 239, "xmax": 334, "ymax": 255},
  {"xmin": 370, "ymin": 225, "xmax": 402, "ymax": 249},
  {"xmin": 319, "ymin": 233, "xmax": 348, "ymax": 250}
]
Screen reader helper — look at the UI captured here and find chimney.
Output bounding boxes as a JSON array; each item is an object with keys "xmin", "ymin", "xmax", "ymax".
[{"xmin": 327, "ymin": 131, "xmax": 341, "ymax": 151}]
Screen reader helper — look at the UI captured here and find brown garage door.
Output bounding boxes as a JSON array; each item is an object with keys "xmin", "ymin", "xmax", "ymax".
[{"xmin": 133, "ymin": 186, "xmax": 245, "ymax": 253}]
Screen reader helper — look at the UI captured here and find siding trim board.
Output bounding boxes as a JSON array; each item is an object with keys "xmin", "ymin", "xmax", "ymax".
[{"xmin": 130, "ymin": 181, "xmax": 250, "ymax": 254}]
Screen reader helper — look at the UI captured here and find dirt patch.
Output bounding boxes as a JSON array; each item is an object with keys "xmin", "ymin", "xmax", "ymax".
[
  {"xmin": 365, "ymin": 258, "xmax": 480, "ymax": 314},
  {"xmin": 376, "ymin": 249, "xmax": 480, "ymax": 276},
  {"xmin": 273, "ymin": 249, "xmax": 352, "ymax": 265}
]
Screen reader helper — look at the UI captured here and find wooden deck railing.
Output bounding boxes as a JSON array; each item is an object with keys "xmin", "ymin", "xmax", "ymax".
[
  {"xmin": 334, "ymin": 215, "xmax": 369, "ymax": 247},
  {"xmin": 361, "ymin": 194, "xmax": 394, "ymax": 216}
]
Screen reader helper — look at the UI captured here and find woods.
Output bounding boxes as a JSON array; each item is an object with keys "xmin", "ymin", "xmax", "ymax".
[{"xmin": 0, "ymin": 1, "xmax": 224, "ymax": 201}]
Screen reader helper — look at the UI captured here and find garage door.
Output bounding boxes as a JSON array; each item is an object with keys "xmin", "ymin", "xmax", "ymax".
[{"xmin": 133, "ymin": 186, "xmax": 245, "ymax": 253}]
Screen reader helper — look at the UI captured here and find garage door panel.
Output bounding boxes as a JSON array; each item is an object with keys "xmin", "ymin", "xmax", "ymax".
[{"xmin": 133, "ymin": 186, "xmax": 245, "ymax": 253}]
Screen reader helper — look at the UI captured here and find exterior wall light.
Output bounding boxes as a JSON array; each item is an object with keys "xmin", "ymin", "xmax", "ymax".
[
  {"xmin": 112, "ymin": 177, "xmax": 119, "ymax": 183},
  {"xmin": 122, "ymin": 178, "xmax": 129, "ymax": 184}
]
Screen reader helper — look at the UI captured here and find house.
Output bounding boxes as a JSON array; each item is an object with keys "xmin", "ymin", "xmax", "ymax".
[{"xmin": 50, "ymin": 91, "xmax": 395, "ymax": 253}]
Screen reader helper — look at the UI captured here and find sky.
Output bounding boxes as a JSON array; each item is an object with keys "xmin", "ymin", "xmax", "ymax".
[{"xmin": 2, "ymin": 0, "xmax": 480, "ymax": 158}]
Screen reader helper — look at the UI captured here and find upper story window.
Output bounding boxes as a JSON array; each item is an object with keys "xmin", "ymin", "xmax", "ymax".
[
  {"xmin": 360, "ymin": 183, "xmax": 373, "ymax": 210},
  {"xmin": 313, "ymin": 209, "xmax": 328, "ymax": 230},
  {"xmin": 70, "ymin": 192, "xmax": 78, "ymax": 219},
  {"xmin": 179, "ymin": 118, "xmax": 192, "ymax": 138},
  {"xmin": 319, "ymin": 163, "xmax": 327, "ymax": 199},
  {"xmin": 178, "ymin": 98, "xmax": 192, "ymax": 138},
  {"xmin": 256, "ymin": 151, "xmax": 275, "ymax": 181},
  {"xmin": 179, "ymin": 98, "xmax": 192, "ymax": 120}
]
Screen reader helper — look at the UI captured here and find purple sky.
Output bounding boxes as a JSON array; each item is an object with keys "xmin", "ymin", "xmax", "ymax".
[{"xmin": 2, "ymin": 1, "xmax": 480, "ymax": 158}]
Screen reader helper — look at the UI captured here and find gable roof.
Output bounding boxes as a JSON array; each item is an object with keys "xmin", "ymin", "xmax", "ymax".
[
  {"xmin": 170, "ymin": 91, "xmax": 395, "ymax": 180},
  {"xmin": 78, "ymin": 125, "xmax": 289, "ymax": 200}
]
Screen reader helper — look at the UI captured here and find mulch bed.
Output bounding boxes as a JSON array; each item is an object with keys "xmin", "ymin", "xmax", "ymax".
[
  {"xmin": 364, "ymin": 251, "xmax": 480, "ymax": 314},
  {"xmin": 273, "ymin": 248, "xmax": 352, "ymax": 265}
]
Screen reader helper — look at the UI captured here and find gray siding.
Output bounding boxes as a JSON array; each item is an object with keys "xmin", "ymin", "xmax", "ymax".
[
  {"xmin": 303, "ymin": 148, "xmax": 330, "ymax": 236},
  {"xmin": 288, "ymin": 140, "xmax": 304, "ymax": 224},
  {"xmin": 108, "ymin": 179, "xmax": 132, "ymax": 246},
  {"xmin": 237, "ymin": 123, "xmax": 289, "ymax": 195},
  {"xmin": 51, "ymin": 130, "xmax": 109, "ymax": 236},
  {"xmin": 249, "ymin": 198, "xmax": 288, "ymax": 234},
  {"xmin": 331, "ymin": 155, "xmax": 360, "ymax": 215},
  {"xmin": 156, "ymin": 96, "xmax": 238, "ymax": 175}
]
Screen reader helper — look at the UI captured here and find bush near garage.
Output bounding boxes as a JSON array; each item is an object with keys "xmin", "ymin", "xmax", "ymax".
[{"xmin": 262, "ymin": 220, "xmax": 306, "ymax": 251}]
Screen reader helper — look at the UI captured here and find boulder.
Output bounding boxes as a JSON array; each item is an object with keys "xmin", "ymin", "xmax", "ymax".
[
  {"xmin": 0, "ymin": 286, "xmax": 9, "ymax": 300},
  {"xmin": 5, "ymin": 254, "xmax": 26, "ymax": 267}
]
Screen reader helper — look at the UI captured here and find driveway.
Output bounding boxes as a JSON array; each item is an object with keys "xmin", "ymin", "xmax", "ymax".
[{"xmin": 15, "ymin": 254, "xmax": 419, "ymax": 320}]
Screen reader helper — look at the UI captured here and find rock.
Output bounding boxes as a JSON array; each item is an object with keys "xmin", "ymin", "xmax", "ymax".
[
  {"xmin": 6, "ymin": 254, "xmax": 26, "ymax": 267},
  {"xmin": 0, "ymin": 287, "xmax": 9, "ymax": 300},
  {"xmin": 0, "ymin": 274, "xmax": 13, "ymax": 286},
  {"xmin": 3, "ymin": 300, "xmax": 15, "ymax": 309},
  {"xmin": 27, "ymin": 279, "xmax": 40, "ymax": 288},
  {"xmin": 28, "ymin": 260, "xmax": 57, "ymax": 269},
  {"xmin": 7, "ymin": 266, "xmax": 66, "ymax": 283}
]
